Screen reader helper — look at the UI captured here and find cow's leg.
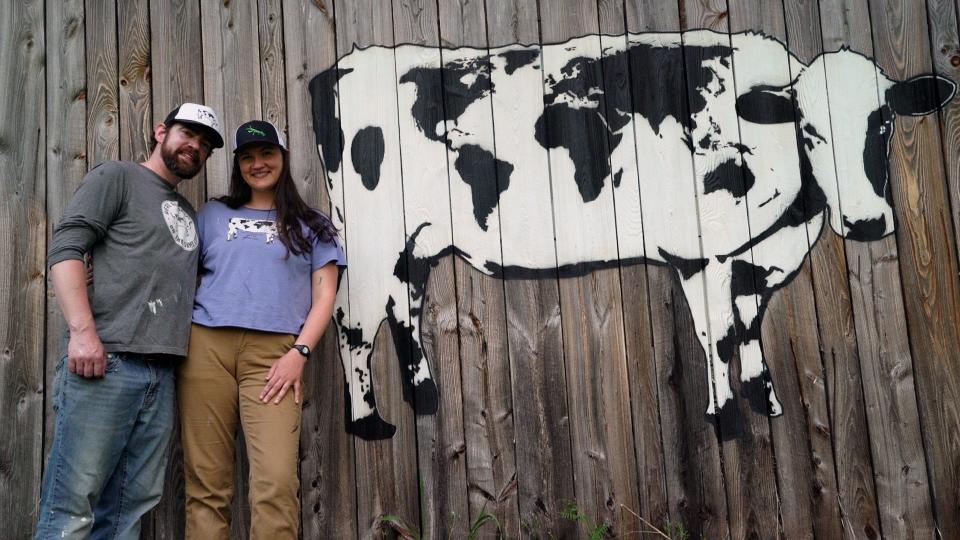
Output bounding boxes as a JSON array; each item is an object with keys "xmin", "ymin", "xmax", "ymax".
[
  {"xmin": 668, "ymin": 259, "xmax": 737, "ymax": 425},
  {"xmin": 730, "ymin": 271, "xmax": 782, "ymax": 417},
  {"xmin": 389, "ymin": 226, "xmax": 440, "ymax": 415},
  {"xmin": 333, "ymin": 296, "xmax": 397, "ymax": 440},
  {"xmin": 731, "ymin": 214, "xmax": 823, "ymax": 416}
]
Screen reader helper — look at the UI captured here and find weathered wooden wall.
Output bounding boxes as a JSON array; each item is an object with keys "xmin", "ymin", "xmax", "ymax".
[{"xmin": 3, "ymin": 0, "xmax": 960, "ymax": 538}]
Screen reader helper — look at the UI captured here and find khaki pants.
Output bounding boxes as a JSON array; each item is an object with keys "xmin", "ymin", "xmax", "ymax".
[{"xmin": 179, "ymin": 324, "xmax": 302, "ymax": 540}]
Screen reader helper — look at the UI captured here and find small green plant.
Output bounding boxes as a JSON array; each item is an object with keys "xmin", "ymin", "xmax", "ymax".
[
  {"xmin": 559, "ymin": 501, "xmax": 612, "ymax": 539},
  {"xmin": 373, "ymin": 504, "xmax": 501, "ymax": 539},
  {"xmin": 467, "ymin": 504, "xmax": 502, "ymax": 539},
  {"xmin": 619, "ymin": 504, "xmax": 690, "ymax": 540}
]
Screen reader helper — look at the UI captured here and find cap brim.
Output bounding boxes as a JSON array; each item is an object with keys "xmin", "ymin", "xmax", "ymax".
[{"xmin": 174, "ymin": 120, "xmax": 225, "ymax": 148}]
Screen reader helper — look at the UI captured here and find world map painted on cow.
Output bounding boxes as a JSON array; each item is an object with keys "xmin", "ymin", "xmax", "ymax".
[{"xmin": 308, "ymin": 30, "xmax": 955, "ymax": 440}]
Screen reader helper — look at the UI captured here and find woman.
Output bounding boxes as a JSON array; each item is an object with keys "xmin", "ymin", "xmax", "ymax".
[{"xmin": 178, "ymin": 120, "xmax": 344, "ymax": 539}]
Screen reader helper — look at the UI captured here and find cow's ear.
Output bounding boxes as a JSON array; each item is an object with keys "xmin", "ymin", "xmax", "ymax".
[
  {"xmin": 736, "ymin": 85, "xmax": 795, "ymax": 124},
  {"xmin": 887, "ymin": 75, "xmax": 956, "ymax": 116}
]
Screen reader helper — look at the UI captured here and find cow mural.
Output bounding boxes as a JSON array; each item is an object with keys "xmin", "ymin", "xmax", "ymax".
[{"xmin": 308, "ymin": 29, "xmax": 955, "ymax": 440}]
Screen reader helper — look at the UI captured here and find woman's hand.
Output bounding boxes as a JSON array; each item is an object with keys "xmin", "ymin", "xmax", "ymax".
[{"xmin": 260, "ymin": 349, "xmax": 307, "ymax": 404}]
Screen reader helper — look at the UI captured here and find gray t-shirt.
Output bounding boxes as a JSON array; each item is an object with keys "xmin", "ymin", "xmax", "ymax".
[{"xmin": 49, "ymin": 161, "xmax": 200, "ymax": 357}]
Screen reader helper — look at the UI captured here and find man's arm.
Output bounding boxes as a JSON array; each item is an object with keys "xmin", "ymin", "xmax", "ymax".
[{"xmin": 51, "ymin": 259, "xmax": 106, "ymax": 378}]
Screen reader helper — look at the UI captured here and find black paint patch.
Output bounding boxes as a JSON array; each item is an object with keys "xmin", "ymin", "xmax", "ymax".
[
  {"xmin": 703, "ymin": 158, "xmax": 755, "ymax": 197},
  {"xmin": 613, "ymin": 169, "xmax": 623, "ymax": 188},
  {"xmin": 483, "ymin": 254, "xmax": 666, "ymax": 280},
  {"xmin": 886, "ymin": 75, "xmax": 956, "ymax": 116},
  {"xmin": 336, "ymin": 307, "xmax": 369, "ymax": 351},
  {"xmin": 843, "ymin": 216, "xmax": 887, "ymax": 241},
  {"xmin": 351, "ymin": 126, "xmax": 385, "ymax": 190},
  {"xmin": 454, "ymin": 144, "xmax": 513, "ymax": 230},
  {"xmin": 308, "ymin": 67, "xmax": 353, "ymax": 173},
  {"xmin": 344, "ymin": 384, "xmax": 397, "ymax": 440},
  {"xmin": 863, "ymin": 106, "xmax": 893, "ymax": 201},
  {"xmin": 658, "ymin": 247, "xmax": 708, "ymax": 280},
  {"xmin": 535, "ymin": 102, "xmax": 619, "ymax": 202},
  {"xmin": 711, "ymin": 398, "xmax": 745, "ymax": 441},
  {"xmin": 499, "ymin": 48, "xmax": 539, "ymax": 74},
  {"xmin": 735, "ymin": 84, "xmax": 796, "ymax": 125},
  {"xmin": 400, "ymin": 57, "xmax": 491, "ymax": 143},
  {"xmin": 740, "ymin": 373, "xmax": 777, "ymax": 415},
  {"xmin": 385, "ymin": 296, "xmax": 439, "ymax": 414}
]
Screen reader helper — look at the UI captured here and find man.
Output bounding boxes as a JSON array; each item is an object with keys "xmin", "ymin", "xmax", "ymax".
[{"xmin": 35, "ymin": 103, "xmax": 223, "ymax": 539}]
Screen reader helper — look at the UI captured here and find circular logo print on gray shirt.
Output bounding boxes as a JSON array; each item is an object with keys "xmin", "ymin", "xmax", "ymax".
[{"xmin": 161, "ymin": 200, "xmax": 198, "ymax": 251}]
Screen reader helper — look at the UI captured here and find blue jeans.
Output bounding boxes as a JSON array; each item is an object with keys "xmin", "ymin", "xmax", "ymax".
[{"xmin": 35, "ymin": 353, "xmax": 176, "ymax": 540}]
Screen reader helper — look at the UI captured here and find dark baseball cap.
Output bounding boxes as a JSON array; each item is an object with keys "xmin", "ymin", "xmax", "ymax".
[
  {"xmin": 163, "ymin": 103, "xmax": 224, "ymax": 148},
  {"xmin": 233, "ymin": 120, "xmax": 287, "ymax": 153}
]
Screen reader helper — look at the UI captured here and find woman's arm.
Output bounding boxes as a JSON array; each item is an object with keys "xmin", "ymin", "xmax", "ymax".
[{"xmin": 260, "ymin": 262, "xmax": 340, "ymax": 404}]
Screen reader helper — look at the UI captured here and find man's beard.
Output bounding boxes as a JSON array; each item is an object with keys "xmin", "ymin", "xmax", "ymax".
[{"xmin": 160, "ymin": 138, "xmax": 204, "ymax": 179}]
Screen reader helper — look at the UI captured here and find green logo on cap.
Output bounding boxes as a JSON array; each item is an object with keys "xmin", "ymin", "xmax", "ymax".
[{"xmin": 245, "ymin": 126, "xmax": 266, "ymax": 137}]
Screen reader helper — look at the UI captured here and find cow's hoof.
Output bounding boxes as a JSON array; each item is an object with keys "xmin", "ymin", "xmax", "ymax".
[
  {"xmin": 347, "ymin": 413, "xmax": 397, "ymax": 440},
  {"xmin": 741, "ymin": 376, "xmax": 782, "ymax": 416},
  {"xmin": 410, "ymin": 379, "xmax": 439, "ymax": 415},
  {"xmin": 708, "ymin": 400, "xmax": 745, "ymax": 441}
]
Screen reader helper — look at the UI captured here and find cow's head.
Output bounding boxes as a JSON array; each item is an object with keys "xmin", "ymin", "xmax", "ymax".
[{"xmin": 736, "ymin": 49, "xmax": 955, "ymax": 241}]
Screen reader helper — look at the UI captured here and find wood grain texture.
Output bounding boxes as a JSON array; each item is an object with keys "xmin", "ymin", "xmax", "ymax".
[
  {"xmin": 333, "ymin": 2, "xmax": 421, "ymax": 538},
  {"xmin": 146, "ymin": 1, "xmax": 206, "ymax": 535},
  {"xmin": 258, "ymin": 0, "xmax": 287, "ymax": 129},
  {"xmin": 149, "ymin": 0, "xmax": 207, "ymax": 208},
  {"xmin": 622, "ymin": 3, "xmax": 731, "ymax": 537},
  {"xmin": 728, "ymin": 2, "xmax": 842, "ymax": 539},
  {"xmin": 869, "ymin": 1, "xmax": 960, "ymax": 536},
  {"xmin": 437, "ymin": 1, "xmax": 521, "ymax": 537},
  {"xmin": 596, "ymin": 0, "xmax": 670, "ymax": 531},
  {"xmin": 680, "ymin": 1, "xmax": 783, "ymax": 538},
  {"xmin": 391, "ymin": 1, "xmax": 471, "ymax": 537},
  {"xmin": 281, "ymin": 1, "xmax": 358, "ymax": 538},
  {"xmin": 0, "ymin": 0, "xmax": 46, "ymax": 536},
  {"xmin": 43, "ymin": 0, "xmax": 87, "ymax": 477},
  {"xmin": 783, "ymin": 1, "xmax": 882, "ymax": 537},
  {"xmin": 200, "ymin": 0, "xmax": 262, "ymax": 198},
  {"xmin": 118, "ymin": 0, "xmax": 152, "ymax": 162},
  {"xmin": 819, "ymin": 2, "xmax": 936, "ymax": 537},
  {"xmin": 538, "ymin": 0, "xmax": 641, "ymax": 536},
  {"xmin": 484, "ymin": 1, "xmax": 576, "ymax": 537},
  {"xmin": 928, "ymin": 0, "xmax": 960, "ymax": 273},
  {"xmin": 85, "ymin": 0, "xmax": 119, "ymax": 167}
]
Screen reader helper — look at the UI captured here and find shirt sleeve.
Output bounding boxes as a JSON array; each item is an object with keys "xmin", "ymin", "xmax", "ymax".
[
  {"xmin": 48, "ymin": 162, "xmax": 127, "ymax": 267},
  {"xmin": 311, "ymin": 234, "xmax": 347, "ymax": 272}
]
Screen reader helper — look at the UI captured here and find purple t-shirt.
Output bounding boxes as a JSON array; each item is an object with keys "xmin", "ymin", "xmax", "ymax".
[{"xmin": 192, "ymin": 200, "xmax": 346, "ymax": 335}]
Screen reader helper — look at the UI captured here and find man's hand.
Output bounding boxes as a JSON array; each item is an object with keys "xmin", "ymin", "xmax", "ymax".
[
  {"xmin": 260, "ymin": 349, "xmax": 307, "ymax": 404},
  {"xmin": 68, "ymin": 328, "xmax": 107, "ymax": 378}
]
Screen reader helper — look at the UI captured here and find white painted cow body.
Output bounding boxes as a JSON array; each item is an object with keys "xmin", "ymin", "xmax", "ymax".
[{"xmin": 309, "ymin": 30, "xmax": 954, "ymax": 439}]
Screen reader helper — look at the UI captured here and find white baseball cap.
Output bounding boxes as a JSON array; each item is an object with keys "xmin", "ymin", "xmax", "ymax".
[{"xmin": 163, "ymin": 103, "xmax": 224, "ymax": 148}]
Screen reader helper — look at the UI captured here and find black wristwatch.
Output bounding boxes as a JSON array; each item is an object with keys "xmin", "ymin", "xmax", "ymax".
[{"xmin": 292, "ymin": 344, "xmax": 311, "ymax": 357}]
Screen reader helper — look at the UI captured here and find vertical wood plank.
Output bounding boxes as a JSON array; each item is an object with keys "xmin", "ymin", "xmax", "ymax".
[
  {"xmin": 484, "ymin": 1, "xmax": 577, "ymax": 537},
  {"xmin": 819, "ymin": 0, "xmax": 936, "ymax": 537},
  {"xmin": 148, "ymin": 1, "xmax": 207, "ymax": 535},
  {"xmin": 258, "ymin": 0, "xmax": 287, "ymax": 129},
  {"xmin": 281, "ymin": 1, "xmax": 358, "ymax": 538},
  {"xmin": 927, "ymin": 0, "xmax": 960, "ymax": 269},
  {"xmin": 678, "ymin": 1, "xmax": 783, "ymax": 537},
  {"xmin": 596, "ymin": 0, "xmax": 671, "ymax": 530},
  {"xmin": 117, "ymin": 0, "xmax": 152, "ymax": 162},
  {"xmin": 870, "ymin": 0, "xmax": 960, "ymax": 536},
  {"xmin": 333, "ymin": 2, "xmax": 421, "ymax": 537},
  {"xmin": 436, "ymin": 0, "xmax": 521, "ymax": 537},
  {"xmin": 727, "ymin": 2, "xmax": 844, "ymax": 539},
  {"xmin": 622, "ymin": 3, "xmax": 732, "ymax": 537},
  {"xmin": 150, "ymin": 0, "xmax": 207, "ymax": 208},
  {"xmin": 0, "ymin": 0, "xmax": 46, "ymax": 536},
  {"xmin": 200, "ymin": 0, "xmax": 262, "ymax": 198},
  {"xmin": 537, "ymin": 1, "xmax": 641, "ymax": 535},
  {"xmin": 85, "ymin": 0, "xmax": 119, "ymax": 167},
  {"xmin": 782, "ymin": 1, "xmax": 883, "ymax": 537},
  {"xmin": 43, "ymin": 0, "xmax": 87, "ymax": 477},
  {"xmin": 391, "ymin": 0, "xmax": 471, "ymax": 537}
]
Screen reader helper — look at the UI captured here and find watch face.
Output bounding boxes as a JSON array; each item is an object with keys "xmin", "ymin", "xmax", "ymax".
[{"xmin": 293, "ymin": 344, "xmax": 310, "ymax": 356}]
